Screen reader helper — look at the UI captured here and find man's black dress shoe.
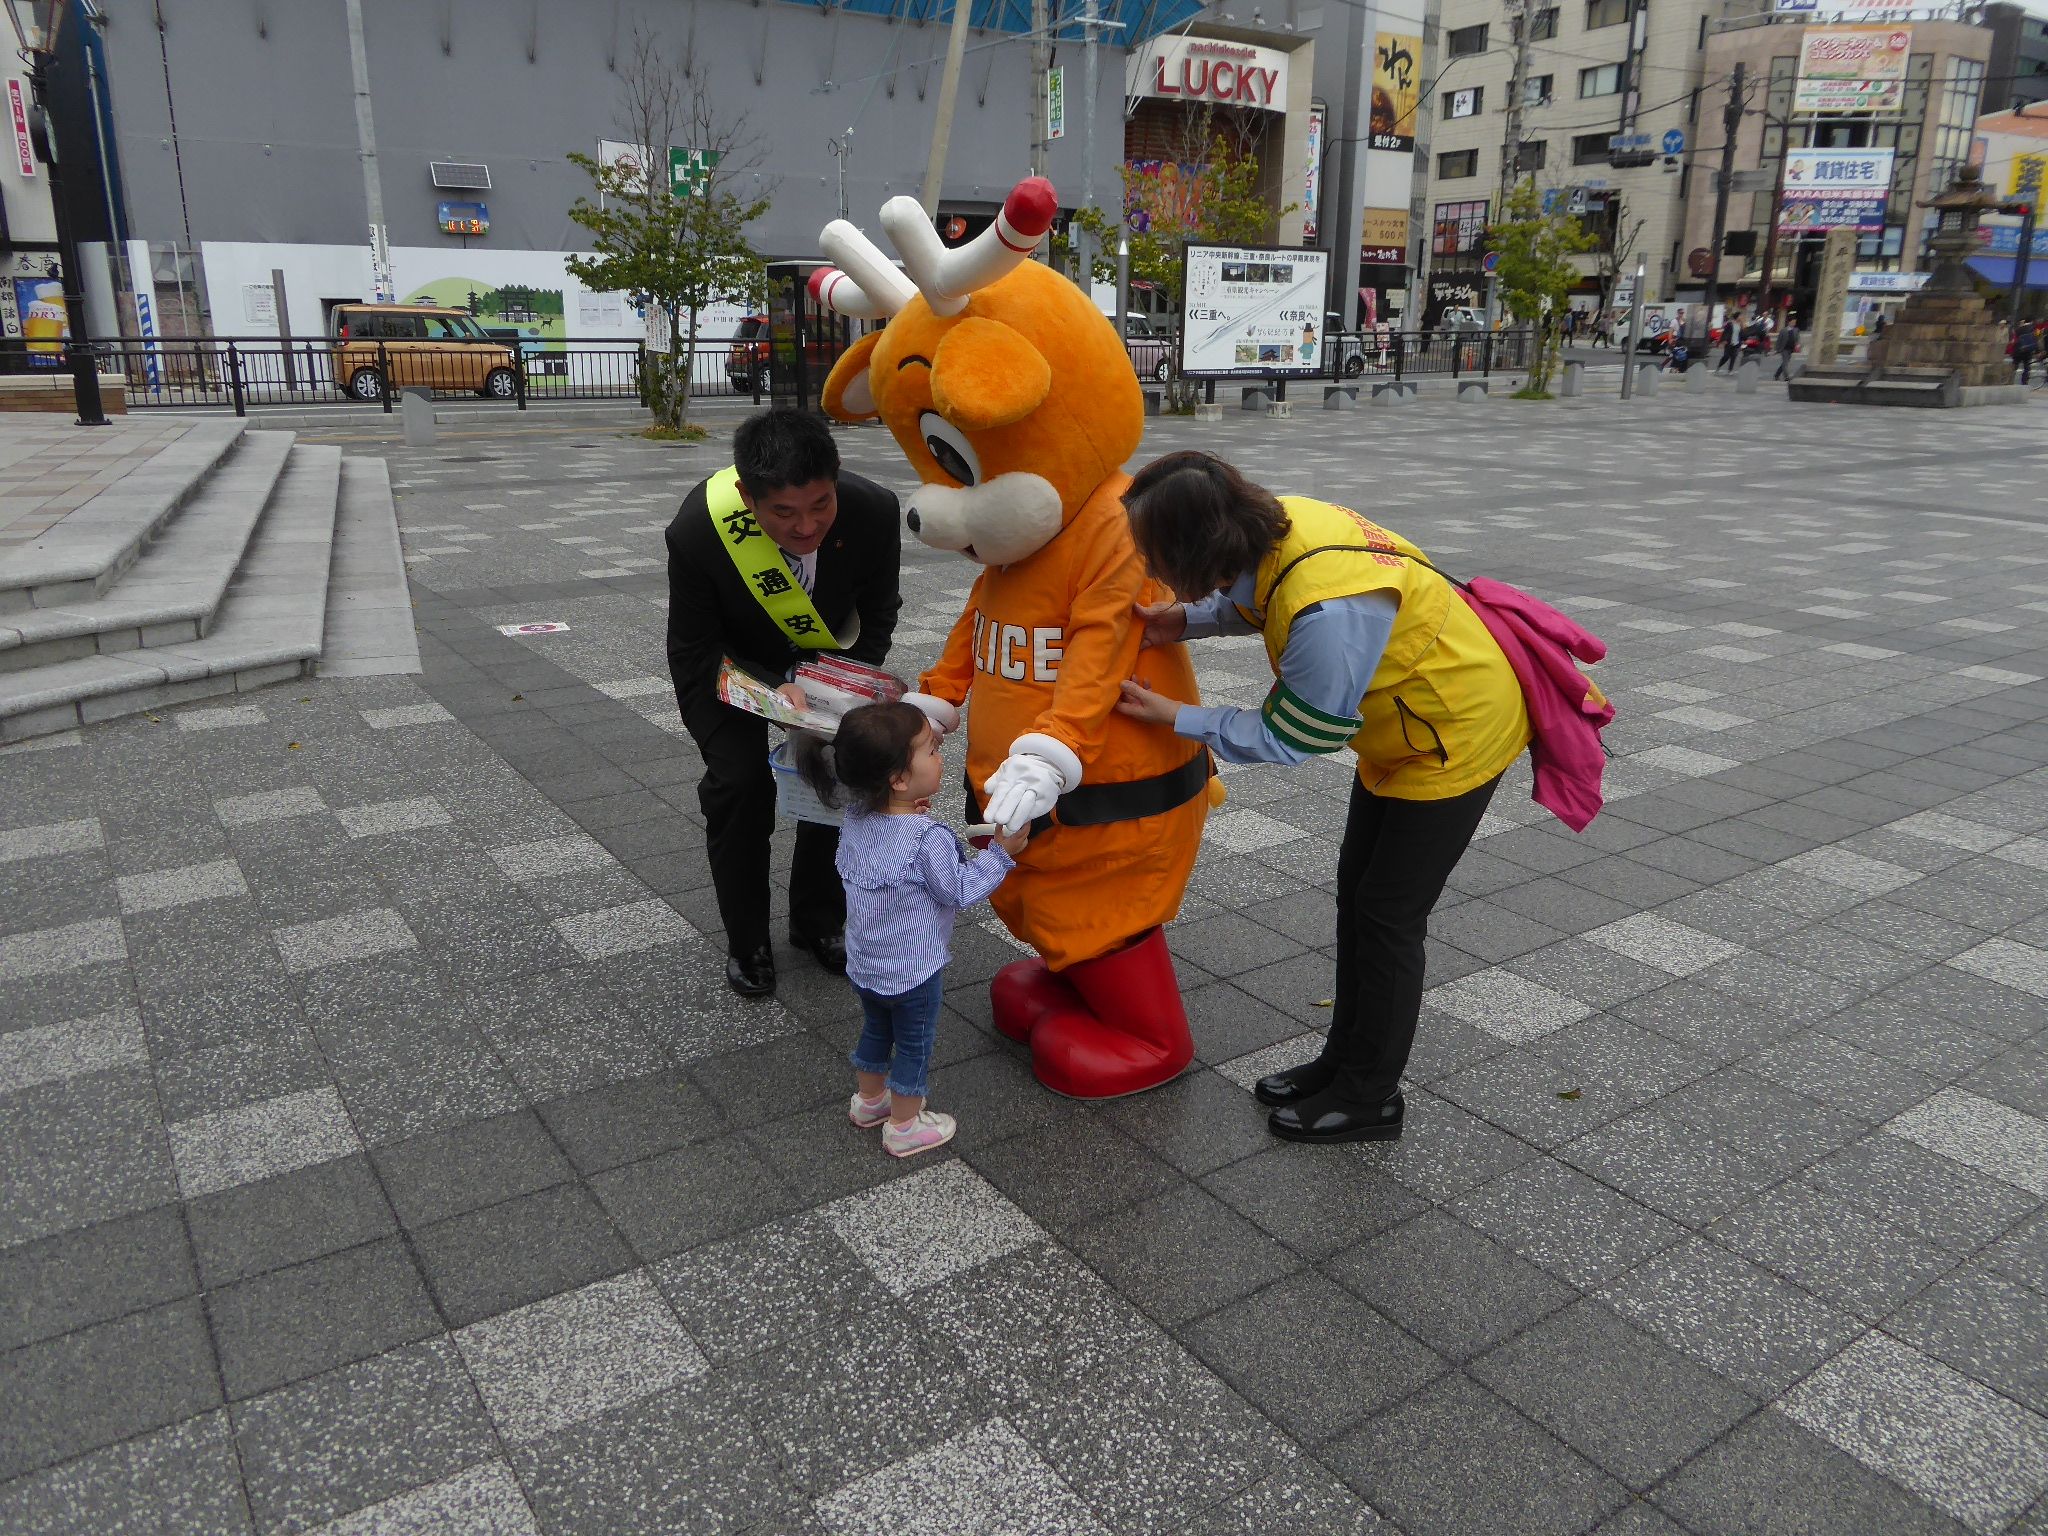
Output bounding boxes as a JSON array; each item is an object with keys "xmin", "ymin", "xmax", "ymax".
[
  {"xmin": 790, "ymin": 929, "xmax": 847, "ymax": 975},
  {"xmin": 1255, "ymin": 1062, "xmax": 1334, "ymax": 1108},
  {"xmin": 725, "ymin": 945, "xmax": 776, "ymax": 997},
  {"xmin": 1268, "ymin": 1092, "xmax": 1404, "ymax": 1144}
]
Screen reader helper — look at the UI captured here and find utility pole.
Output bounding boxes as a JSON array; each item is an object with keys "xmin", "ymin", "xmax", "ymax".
[
  {"xmin": 1492, "ymin": 0, "xmax": 1531, "ymax": 327},
  {"xmin": 344, "ymin": 0, "xmax": 393, "ymax": 303},
  {"xmin": 1757, "ymin": 111, "xmax": 1791, "ymax": 316},
  {"xmin": 1030, "ymin": 0, "xmax": 1050, "ymax": 178},
  {"xmin": 1077, "ymin": 0, "xmax": 1101, "ymax": 288},
  {"xmin": 21, "ymin": 10, "xmax": 107, "ymax": 425},
  {"xmin": 920, "ymin": 0, "xmax": 974, "ymax": 217},
  {"xmin": 1700, "ymin": 61, "xmax": 1744, "ymax": 344}
]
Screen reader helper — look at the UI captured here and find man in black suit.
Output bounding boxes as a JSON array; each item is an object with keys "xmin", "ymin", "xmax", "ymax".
[{"xmin": 665, "ymin": 408, "xmax": 902, "ymax": 996}]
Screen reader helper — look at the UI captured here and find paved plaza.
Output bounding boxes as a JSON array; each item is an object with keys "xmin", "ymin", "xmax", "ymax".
[{"xmin": 3, "ymin": 389, "xmax": 2047, "ymax": 1534}]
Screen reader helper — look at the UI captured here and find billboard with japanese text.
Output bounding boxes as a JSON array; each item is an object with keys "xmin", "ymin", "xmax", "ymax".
[
  {"xmin": 1793, "ymin": 28, "xmax": 1911, "ymax": 114},
  {"xmin": 1179, "ymin": 243, "xmax": 1331, "ymax": 377},
  {"xmin": 1778, "ymin": 148, "xmax": 1895, "ymax": 231}
]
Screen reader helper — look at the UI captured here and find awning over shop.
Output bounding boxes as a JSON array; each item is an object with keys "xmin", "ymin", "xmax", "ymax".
[{"xmin": 1966, "ymin": 256, "xmax": 2048, "ymax": 290}]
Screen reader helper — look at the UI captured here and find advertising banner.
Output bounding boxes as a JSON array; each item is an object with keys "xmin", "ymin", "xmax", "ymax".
[
  {"xmin": 1047, "ymin": 66, "xmax": 1066, "ymax": 141},
  {"xmin": 1778, "ymin": 148, "xmax": 1895, "ymax": 231},
  {"xmin": 8, "ymin": 79, "xmax": 34, "ymax": 178},
  {"xmin": 1127, "ymin": 36, "xmax": 1288, "ymax": 110},
  {"xmin": 2008, "ymin": 151, "xmax": 2047, "ymax": 201},
  {"xmin": 1793, "ymin": 27, "xmax": 1911, "ymax": 114},
  {"xmin": 1179, "ymin": 244, "xmax": 1331, "ymax": 377},
  {"xmin": 1776, "ymin": 0, "xmax": 1915, "ymax": 14},
  {"xmin": 1371, "ymin": 33, "xmax": 1421, "ymax": 152},
  {"xmin": 1302, "ymin": 103, "xmax": 1325, "ymax": 241},
  {"xmin": 1360, "ymin": 207, "xmax": 1408, "ymax": 265}
]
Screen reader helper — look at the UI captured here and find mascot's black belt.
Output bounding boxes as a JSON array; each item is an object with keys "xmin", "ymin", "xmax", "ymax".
[{"xmin": 965, "ymin": 748, "xmax": 1213, "ymax": 836}]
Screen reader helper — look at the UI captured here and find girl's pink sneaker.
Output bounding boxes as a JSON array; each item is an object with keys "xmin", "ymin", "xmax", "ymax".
[
  {"xmin": 849, "ymin": 1091, "xmax": 891, "ymax": 1129},
  {"xmin": 881, "ymin": 1110, "xmax": 957, "ymax": 1158}
]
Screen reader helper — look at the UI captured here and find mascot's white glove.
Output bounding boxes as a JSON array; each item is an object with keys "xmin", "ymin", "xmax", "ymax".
[
  {"xmin": 980, "ymin": 733, "xmax": 1084, "ymax": 835},
  {"xmin": 901, "ymin": 692, "xmax": 961, "ymax": 736}
]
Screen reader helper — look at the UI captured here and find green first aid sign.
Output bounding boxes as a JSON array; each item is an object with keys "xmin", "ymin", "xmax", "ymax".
[{"xmin": 671, "ymin": 147, "xmax": 721, "ymax": 198}]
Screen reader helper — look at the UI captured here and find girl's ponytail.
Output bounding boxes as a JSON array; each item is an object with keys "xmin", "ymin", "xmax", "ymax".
[{"xmin": 789, "ymin": 730, "xmax": 842, "ymax": 809}]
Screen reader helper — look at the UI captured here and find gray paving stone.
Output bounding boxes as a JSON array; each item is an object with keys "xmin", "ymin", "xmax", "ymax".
[
  {"xmin": 168, "ymin": 1085, "xmax": 361, "ymax": 1200},
  {"xmin": 1800, "ymin": 1131, "xmax": 2040, "ymax": 1250},
  {"xmin": 535, "ymin": 1070, "xmax": 724, "ymax": 1174},
  {"xmin": 1887, "ymin": 1086, "xmax": 2048, "ymax": 1196},
  {"xmin": 1450, "ymin": 1158, "xmax": 1686, "ymax": 1289},
  {"xmin": 0, "ymin": 1298, "xmax": 222, "ymax": 1481},
  {"xmin": 334, "ymin": 795, "xmax": 454, "ymax": 838},
  {"xmin": 1326, "ymin": 1372, "xmax": 1630, "ymax": 1536},
  {"xmin": 0, "ymin": 816, "xmax": 104, "ymax": 863},
  {"xmin": 0, "ymin": 1004, "xmax": 146, "ymax": 1092},
  {"xmin": 653, "ymin": 1213, "xmax": 893, "ymax": 1366},
  {"xmin": 821, "ymin": 1161, "xmax": 1041, "ymax": 1298},
  {"xmin": 589, "ymin": 1131, "xmax": 801, "ymax": 1260},
  {"xmin": 213, "ymin": 785, "xmax": 328, "ymax": 827},
  {"xmin": 551, "ymin": 897, "xmax": 696, "ymax": 960},
  {"xmin": 0, "ymin": 1202, "xmax": 196, "ymax": 1352},
  {"xmin": 1891, "ymin": 1262, "xmax": 2048, "ymax": 1414},
  {"xmin": 1201, "ymin": 1141, "xmax": 1429, "ymax": 1259},
  {"xmin": 0, "ymin": 914, "xmax": 126, "ymax": 981},
  {"xmin": 1099, "ymin": 1066, "xmax": 1279, "ymax": 1176},
  {"xmin": 0, "ymin": 1410, "xmax": 253, "ymax": 1536},
  {"xmin": 1470, "ymin": 1299, "xmax": 1758, "ymax": 1490},
  {"xmin": 0, "ymin": 1065, "xmax": 177, "ymax": 1246},
  {"xmin": 811, "ymin": 1416, "xmax": 1103, "ymax": 1536},
  {"xmin": 967, "ymin": 1112, "xmax": 1183, "ymax": 1232},
  {"xmin": 456, "ymin": 1268, "xmax": 707, "ymax": 1444},
  {"xmin": 315, "ymin": 1458, "xmax": 540, "ymax": 1535},
  {"xmin": 1067, "ymin": 1182, "xmax": 1303, "ymax": 1329},
  {"xmin": 1781, "ymin": 1332, "xmax": 2048, "ymax": 1534},
  {"xmin": 413, "ymin": 1181, "xmax": 633, "ymax": 1326},
  {"xmin": 1707, "ymin": 1178, "xmax": 1958, "ymax": 1322},
  {"xmin": 1327, "ymin": 1207, "xmax": 1578, "ymax": 1363},
  {"xmin": 206, "ymin": 1237, "xmax": 441, "ymax": 1400},
  {"xmin": 184, "ymin": 1153, "xmax": 396, "ymax": 1289},
  {"xmin": 371, "ymin": 1108, "xmax": 575, "ymax": 1229},
  {"xmin": 230, "ymin": 1338, "xmax": 497, "ymax": 1534},
  {"xmin": 1177, "ymin": 1459, "xmax": 1394, "ymax": 1536}
]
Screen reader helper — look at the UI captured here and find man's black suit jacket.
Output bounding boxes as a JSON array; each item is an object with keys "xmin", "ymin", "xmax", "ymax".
[{"xmin": 664, "ymin": 469, "xmax": 903, "ymax": 746}]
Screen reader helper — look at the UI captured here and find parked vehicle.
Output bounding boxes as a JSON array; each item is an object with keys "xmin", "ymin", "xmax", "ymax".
[
  {"xmin": 1634, "ymin": 316, "xmax": 1678, "ymax": 354},
  {"xmin": 1115, "ymin": 315, "xmax": 1174, "ymax": 382},
  {"xmin": 329, "ymin": 303, "xmax": 519, "ymax": 401},
  {"xmin": 724, "ymin": 315, "xmax": 853, "ymax": 394}
]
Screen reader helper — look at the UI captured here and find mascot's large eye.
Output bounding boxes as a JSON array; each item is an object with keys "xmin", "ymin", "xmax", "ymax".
[{"xmin": 918, "ymin": 412, "xmax": 981, "ymax": 488}]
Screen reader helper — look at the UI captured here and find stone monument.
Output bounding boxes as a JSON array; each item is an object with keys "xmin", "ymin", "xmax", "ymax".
[{"xmin": 1789, "ymin": 166, "xmax": 2023, "ymax": 408}]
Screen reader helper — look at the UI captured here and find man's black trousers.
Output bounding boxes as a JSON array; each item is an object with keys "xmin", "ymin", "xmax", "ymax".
[
  {"xmin": 1322, "ymin": 770, "xmax": 1504, "ymax": 1106},
  {"xmin": 691, "ymin": 709, "xmax": 844, "ymax": 957}
]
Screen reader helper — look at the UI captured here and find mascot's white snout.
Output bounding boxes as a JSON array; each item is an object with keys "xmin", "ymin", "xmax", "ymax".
[{"xmin": 905, "ymin": 474, "xmax": 1064, "ymax": 567}]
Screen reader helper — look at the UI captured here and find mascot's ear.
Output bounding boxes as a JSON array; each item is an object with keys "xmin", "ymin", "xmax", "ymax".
[
  {"xmin": 821, "ymin": 331, "xmax": 884, "ymax": 422},
  {"xmin": 931, "ymin": 317, "xmax": 1052, "ymax": 431}
]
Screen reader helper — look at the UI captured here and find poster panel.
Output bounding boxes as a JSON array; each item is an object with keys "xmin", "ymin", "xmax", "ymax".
[
  {"xmin": 1371, "ymin": 34, "xmax": 1421, "ymax": 152},
  {"xmin": 1793, "ymin": 28, "xmax": 1911, "ymax": 114},
  {"xmin": 1778, "ymin": 148, "xmax": 1894, "ymax": 231},
  {"xmin": 1179, "ymin": 243, "xmax": 1331, "ymax": 377}
]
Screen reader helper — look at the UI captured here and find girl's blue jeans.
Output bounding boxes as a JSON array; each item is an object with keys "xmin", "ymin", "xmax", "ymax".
[{"xmin": 849, "ymin": 969, "xmax": 945, "ymax": 1100}]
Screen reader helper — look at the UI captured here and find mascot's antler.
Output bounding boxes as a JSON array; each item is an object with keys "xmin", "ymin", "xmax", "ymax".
[{"xmin": 811, "ymin": 177, "xmax": 1059, "ymax": 319}]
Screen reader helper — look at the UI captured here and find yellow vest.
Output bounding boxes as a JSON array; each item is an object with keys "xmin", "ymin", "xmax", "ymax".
[{"xmin": 1250, "ymin": 497, "xmax": 1531, "ymax": 799}]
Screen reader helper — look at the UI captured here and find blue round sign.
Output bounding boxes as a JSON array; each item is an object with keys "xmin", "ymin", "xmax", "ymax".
[
  {"xmin": 1662, "ymin": 128, "xmax": 1686, "ymax": 155},
  {"xmin": 1482, "ymin": 251, "xmax": 1500, "ymax": 273}
]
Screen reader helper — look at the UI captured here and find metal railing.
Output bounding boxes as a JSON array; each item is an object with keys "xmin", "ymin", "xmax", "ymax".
[
  {"xmin": 64, "ymin": 334, "xmax": 776, "ymax": 414},
  {"xmin": 1131, "ymin": 329, "xmax": 1537, "ymax": 389}
]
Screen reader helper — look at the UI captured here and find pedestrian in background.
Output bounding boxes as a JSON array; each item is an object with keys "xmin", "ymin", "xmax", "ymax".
[
  {"xmin": 2014, "ymin": 322, "xmax": 2038, "ymax": 386},
  {"xmin": 1773, "ymin": 318, "xmax": 1801, "ymax": 381},
  {"xmin": 1717, "ymin": 311, "xmax": 1743, "ymax": 372}
]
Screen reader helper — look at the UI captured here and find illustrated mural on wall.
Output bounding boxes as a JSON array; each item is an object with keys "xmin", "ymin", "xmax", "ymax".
[
  {"xmin": 810, "ymin": 177, "xmax": 1223, "ymax": 1099},
  {"xmin": 402, "ymin": 278, "xmax": 567, "ymax": 360}
]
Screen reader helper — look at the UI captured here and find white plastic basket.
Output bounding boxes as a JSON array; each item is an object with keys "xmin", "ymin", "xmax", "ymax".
[{"xmin": 768, "ymin": 738, "xmax": 842, "ymax": 827}]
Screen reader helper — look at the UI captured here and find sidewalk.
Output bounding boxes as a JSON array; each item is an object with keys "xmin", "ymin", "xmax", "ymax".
[{"xmin": 2, "ymin": 392, "xmax": 2045, "ymax": 1535}]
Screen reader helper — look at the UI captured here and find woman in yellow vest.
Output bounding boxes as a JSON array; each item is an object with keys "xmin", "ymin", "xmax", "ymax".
[{"xmin": 1116, "ymin": 451, "xmax": 1531, "ymax": 1144}]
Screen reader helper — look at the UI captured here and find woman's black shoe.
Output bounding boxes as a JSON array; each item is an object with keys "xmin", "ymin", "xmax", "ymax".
[
  {"xmin": 725, "ymin": 945, "xmax": 776, "ymax": 997},
  {"xmin": 790, "ymin": 929, "xmax": 847, "ymax": 975},
  {"xmin": 1254, "ymin": 1061, "xmax": 1335, "ymax": 1107},
  {"xmin": 1268, "ymin": 1092, "xmax": 1404, "ymax": 1143}
]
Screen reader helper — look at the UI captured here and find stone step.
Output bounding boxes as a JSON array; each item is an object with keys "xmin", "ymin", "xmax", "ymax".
[
  {"xmin": 317, "ymin": 457, "xmax": 421, "ymax": 678},
  {"xmin": 0, "ymin": 419, "xmax": 247, "ymax": 615},
  {"xmin": 0, "ymin": 431, "xmax": 295, "ymax": 675},
  {"xmin": 0, "ymin": 443, "xmax": 343, "ymax": 742}
]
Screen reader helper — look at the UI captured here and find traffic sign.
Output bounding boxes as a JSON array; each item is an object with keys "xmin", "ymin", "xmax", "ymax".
[
  {"xmin": 1482, "ymin": 251, "xmax": 1500, "ymax": 273},
  {"xmin": 1609, "ymin": 133, "xmax": 1651, "ymax": 152},
  {"xmin": 1662, "ymin": 128, "xmax": 1686, "ymax": 156}
]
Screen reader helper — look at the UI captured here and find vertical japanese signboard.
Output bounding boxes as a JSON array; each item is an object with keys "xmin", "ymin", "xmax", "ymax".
[{"xmin": 1370, "ymin": 34, "xmax": 1421, "ymax": 152}]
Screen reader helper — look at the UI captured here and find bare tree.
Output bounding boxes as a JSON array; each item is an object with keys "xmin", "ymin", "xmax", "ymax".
[
  {"xmin": 1595, "ymin": 204, "xmax": 1647, "ymax": 315},
  {"xmin": 566, "ymin": 27, "xmax": 770, "ymax": 431}
]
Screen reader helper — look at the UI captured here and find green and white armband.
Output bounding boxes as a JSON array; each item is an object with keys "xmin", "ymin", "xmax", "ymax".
[{"xmin": 1260, "ymin": 681, "xmax": 1362, "ymax": 755}]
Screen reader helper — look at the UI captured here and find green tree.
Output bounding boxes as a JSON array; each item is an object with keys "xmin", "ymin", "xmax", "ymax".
[
  {"xmin": 1057, "ymin": 109, "xmax": 1293, "ymax": 407},
  {"xmin": 566, "ymin": 28, "xmax": 769, "ymax": 429},
  {"xmin": 1487, "ymin": 177, "xmax": 1597, "ymax": 397}
]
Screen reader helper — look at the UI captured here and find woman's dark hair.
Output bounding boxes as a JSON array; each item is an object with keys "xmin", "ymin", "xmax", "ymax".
[
  {"xmin": 1121, "ymin": 451, "xmax": 1290, "ymax": 597},
  {"xmin": 734, "ymin": 407, "xmax": 841, "ymax": 496},
  {"xmin": 791, "ymin": 700, "xmax": 928, "ymax": 814}
]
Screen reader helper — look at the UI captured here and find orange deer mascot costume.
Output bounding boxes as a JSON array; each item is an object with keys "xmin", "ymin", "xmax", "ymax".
[{"xmin": 812, "ymin": 177, "xmax": 1214, "ymax": 1098}]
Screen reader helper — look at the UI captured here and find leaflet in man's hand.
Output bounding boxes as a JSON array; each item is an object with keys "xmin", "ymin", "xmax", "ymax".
[{"xmin": 716, "ymin": 657, "xmax": 907, "ymax": 738}]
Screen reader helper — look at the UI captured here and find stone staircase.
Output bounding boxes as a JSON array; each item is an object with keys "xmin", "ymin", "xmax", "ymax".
[{"xmin": 0, "ymin": 419, "xmax": 416, "ymax": 742}]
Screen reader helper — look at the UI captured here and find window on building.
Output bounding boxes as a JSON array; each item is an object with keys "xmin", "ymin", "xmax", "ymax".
[
  {"xmin": 1573, "ymin": 131, "xmax": 1613, "ymax": 164},
  {"xmin": 1438, "ymin": 148, "xmax": 1480, "ymax": 178},
  {"xmin": 1586, "ymin": 0, "xmax": 1629, "ymax": 29},
  {"xmin": 1531, "ymin": 6, "xmax": 1559, "ymax": 39},
  {"xmin": 1579, "ymin": 63, "xmax": 1622, "ymax": 97},
  {"xmin": 1445, "ymin": 86, "xmax": 1484, "ymax": 118},
  {"xmin": 1526, "ymin": 74, "xmax": 1554, "ymax": 107},
  {"xmin": 1447, "ymin": 23, "xmax": 1489, "ymax": 56},
  {"xmin": 1931, "ymin": 57, "xmax": 1986, "ymax": 188},
  {"xmin": 1518, "ymin": 139, "xmax": 1548, "ymax": 171},
  {"xmin": 1432, "ymin": 199, "xmax": 1491, "ymax": 256}
]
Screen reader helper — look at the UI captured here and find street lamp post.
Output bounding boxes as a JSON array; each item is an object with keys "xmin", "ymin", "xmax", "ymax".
[
  {"xmin": 21, "ymin": 18, "xmax": 107, "ymax": 426},
  {"xmin": 1619, "ymin": 255, "xmax": 1646, "ymax": 397}
]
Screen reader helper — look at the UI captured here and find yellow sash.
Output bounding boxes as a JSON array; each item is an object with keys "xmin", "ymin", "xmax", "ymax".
[{"xmin": 706, "ymin": 466, "xmax": 842, "ymax": 650}]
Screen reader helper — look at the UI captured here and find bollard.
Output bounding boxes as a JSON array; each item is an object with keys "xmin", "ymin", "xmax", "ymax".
[
  {"xmin": 1370, "ymin": 381, "xmax": 1405, "ymax": 407},
  {"xmin": 1142, "ymin": 388, "xmax": 1165, "ymax": 417},
  {"xmin": 1322, "ymin": 385, "xmax": 1358, "ymax": 411},
  {"xmin": 1267, "ymin": 400, "xmax": 1293, "ymax": 417},
  {"xmin": 1559, "ymin": 362, "xmax": 1584, "ymax": 397},
  {"xmin": 1685, "ymin": 363, "xmax": 1709, "ymax": 394},
  {"xmin": 1192, "ymin": 402, "xmax": 1224, "ymax": 421},
  {"xmin": 1240, "ymin": 386, "xmax": 1273, "ymax": 411},
  {"xmin": 1457, "ymin": 380, "xmax": 1489, "ymax": 404},
  {"xmin": 1735, "ymin": 360, "xmax": 1760, "ymax": 395},
  {"xmin": 1635, "ymin": 363, "xmax": 1660, "ymax": 397},
  {"xmin": 401, "ymin": 387, "xmax": 437, "ymax": 446}
]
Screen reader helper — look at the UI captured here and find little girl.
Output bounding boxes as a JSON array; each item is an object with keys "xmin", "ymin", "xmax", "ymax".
[{"xmin": 796, "ymin": 701, "xmax": 1028, "ymax": 1157}]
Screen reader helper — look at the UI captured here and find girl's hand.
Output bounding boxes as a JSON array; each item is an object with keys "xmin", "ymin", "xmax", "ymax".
[
  {"xmin": 1132, "ymin": 600, "xmax": 1187, "ymax": 650},
  {"xmin": 775, "ymin": 682, "xmax": 808, "ymax": 710},
  {"xmin": 996, "ymin": 823, "xmax": 1030, "ymax": 856},
  {"xmin": 1115, "ymin": 678, "xmax": 1180, "ymax": 728}
]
